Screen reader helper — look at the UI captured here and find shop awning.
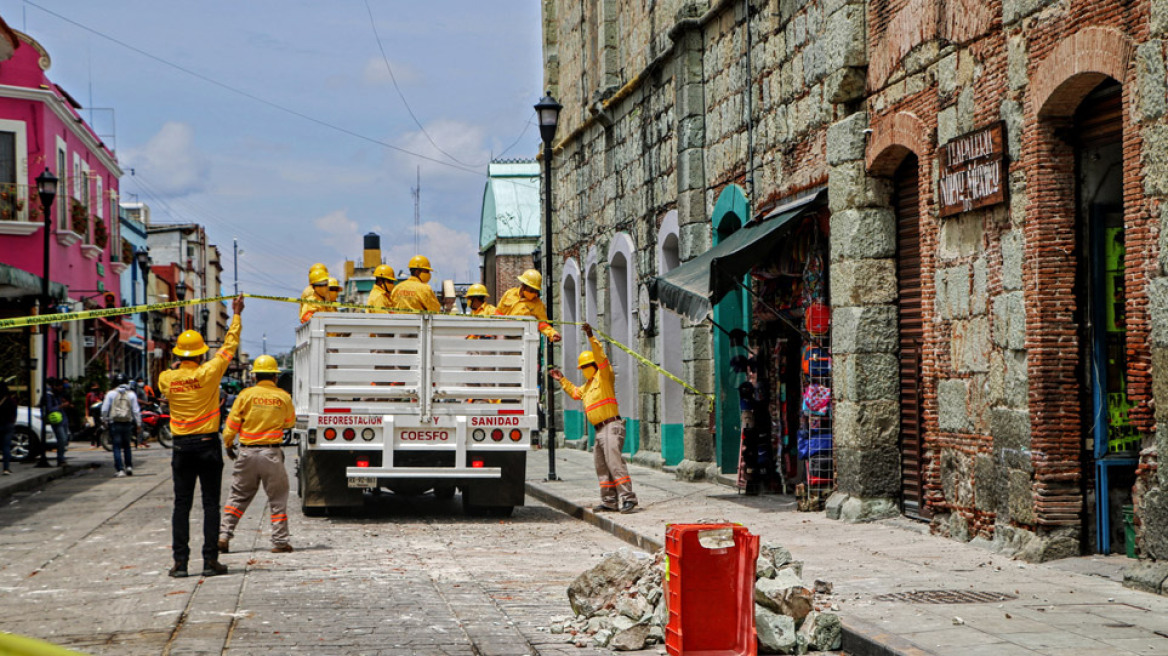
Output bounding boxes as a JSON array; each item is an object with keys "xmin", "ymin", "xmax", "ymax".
[
  {"xmin": 654, "ymin": 191, "xmax": 825, "ymax": 323},
  {"xmin": 0, "ymin": 262, "xmax": 68, "ymax": 301}
]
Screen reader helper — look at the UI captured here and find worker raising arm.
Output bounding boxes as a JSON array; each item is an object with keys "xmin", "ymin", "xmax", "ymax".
[
  {"xmin": 390, "ymin": 255, "xmax": 441, "ymax": 313},
  {"xmin": 495, "ymin": 269, "xmax": 561, "ymax": 342}
]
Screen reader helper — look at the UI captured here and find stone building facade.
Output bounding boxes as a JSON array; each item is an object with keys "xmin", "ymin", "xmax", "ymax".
[{"xmin": 541, "ymin": 0, "xmax": 1168, "ymax": 559}]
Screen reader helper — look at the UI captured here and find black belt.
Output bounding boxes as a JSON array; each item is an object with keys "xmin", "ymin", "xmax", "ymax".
[
  {"xmin": 172, "ymin": 433, "xmax": 218, "ymax": 451},
  {"xmin": 593, "ymin": 416, "xmax": 622, "ymax": 430},
  {"xmin": 239, "ymin": 443, "xmax": 281, "ymax": 448}
]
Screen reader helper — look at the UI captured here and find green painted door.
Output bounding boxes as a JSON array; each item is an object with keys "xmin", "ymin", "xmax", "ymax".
[{"xmin": 711, "ymin": 186, "xmax": 751, "ymax": 474}]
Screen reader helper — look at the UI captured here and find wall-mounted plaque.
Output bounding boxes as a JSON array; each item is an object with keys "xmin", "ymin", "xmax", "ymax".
[{"xmin": 938, "ymin": 122, "xmax": 1007, "ymax": 217}]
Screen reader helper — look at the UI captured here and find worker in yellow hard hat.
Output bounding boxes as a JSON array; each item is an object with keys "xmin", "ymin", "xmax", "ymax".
[
  {"xmin": 549, "ymin": 322, "xmax": 636, "ymax": 513},
  {"xmin": 463, "ymin": 283, "xmax": 495, "ymax": 316},
  {"xmin": 299, "ymin": 267, "xmax": 330, "ymax": 323},
  {"xmin": 495, "ymin": 269, "xmax": 560, "ymax": 342},
  {"xmin": 327, "ymin": 277, "xmax": 341, "ymax": 303},
  {"xmin": 367, "ymin": 264, "xmax": 396, "ymax": 314},
  {"xmin": 390, "ymin": 255, "xmax": 441, "ymax": 313},
  {"xmin": 158, "ymin": 294, "xmax": 245, "ymax": 578}
]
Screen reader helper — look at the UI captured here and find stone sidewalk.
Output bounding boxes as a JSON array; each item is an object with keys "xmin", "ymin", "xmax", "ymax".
[
  {"xmin": 0, "ymin": 443, "xmax": 116, "ymax": 500},
  {"xmin": 525, "ymin": 447, "xmax": 1168, "ymax": 656}
]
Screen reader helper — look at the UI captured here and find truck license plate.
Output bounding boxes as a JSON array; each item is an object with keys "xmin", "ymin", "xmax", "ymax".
[{"xmin": 348, "ymin": 476, "xmax": 376, "ymax": 489}]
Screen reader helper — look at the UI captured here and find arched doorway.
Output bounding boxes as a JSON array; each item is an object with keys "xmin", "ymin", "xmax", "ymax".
[
  {"xmin": 892, "ymin": 153, "xmax": 926, "ymax": 519},
  {"xmin": 609, "ymin": 233, "xmax": 639, "ymax": 454},
  {"xmin": 657, "ymin": 211, "xmax": 684, "ymax": 465},
  {"xmin": 561, "ymin": 258, "xmax": 584, "ymax": 442},
  {"xmin": 711, "ymin": 185, "xmax": 751, "ymax": 473}
]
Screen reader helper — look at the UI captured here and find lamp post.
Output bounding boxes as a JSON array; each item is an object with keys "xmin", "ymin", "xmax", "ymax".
[
  {"xmin": 200, "ymin": 307, "xmax": 210, "ymax": 334},
  {"xmin": 135, "ymin": 248, "xmax": 151, "ymax": 382},
  {"xmin": 534, "ymin": 91, "xmax": 562, "ymax": 481},
  {"xmin": 175, "ymin": 280, "xmax": 188, "ymax": 334},
  {"xmin": 35, "ymin": 168, "xmax": 58, "ymax": 468}
]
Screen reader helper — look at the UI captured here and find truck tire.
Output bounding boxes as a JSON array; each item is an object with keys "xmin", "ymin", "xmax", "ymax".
[
  {"xmin": 433, "ymin": 484, "xmax": 455, "ymax": 501},
  {"xmin": 298, "ymin": 449, "xmax": 365, "ymax": 515},
  {"xmin": 460, "ymin": 451, "xmax": 525, "ymax": 515}
]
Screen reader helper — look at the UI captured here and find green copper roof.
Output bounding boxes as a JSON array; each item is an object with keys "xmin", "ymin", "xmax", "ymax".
[{"xmin": 479, "ymin": 159, "xmax": 540, "ymax": 250}]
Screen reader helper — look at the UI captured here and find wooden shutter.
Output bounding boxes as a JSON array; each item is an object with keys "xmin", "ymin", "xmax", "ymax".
[{"xmin": 894, "ymin": 154, "xmax": 928, "ymax": 519}]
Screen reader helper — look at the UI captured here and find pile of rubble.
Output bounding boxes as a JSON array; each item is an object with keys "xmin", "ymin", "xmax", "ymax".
[{"xmin": 549, "ymin": 542, "xmax": 842, "ymax": 653}]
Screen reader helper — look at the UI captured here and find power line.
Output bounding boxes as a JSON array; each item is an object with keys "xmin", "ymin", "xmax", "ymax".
[{"xmin": 23, "ymin": 0, "xmax": 484, "ymax": 177}]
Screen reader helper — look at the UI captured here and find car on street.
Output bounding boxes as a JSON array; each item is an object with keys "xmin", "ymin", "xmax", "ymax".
[{"xmin": 12, "ymin": 406, "xmax": 56, "ymax": 462}]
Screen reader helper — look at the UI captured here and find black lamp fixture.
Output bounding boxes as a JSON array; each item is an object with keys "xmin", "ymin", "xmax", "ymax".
[
  {"xmin": 175, "ymin": 280, "xmax": 187, "ymax": 301},
  {"xmin": 533, "ymin": 91, "xmax": 562, "ymax": 481},
  {"xmin": 200, "ymin": 307, "xmax": 210, "ymax": 331},
  {"xmin": 531, "ymin": 244, "xmax": 542, "ymax": 269},
  {"xmin": 34, "ymin": 167, "xmax": 58, "ymax": 468},
  {"xmin": 135, "ymin": 248, "xmax": 152, "ymax": 380}
]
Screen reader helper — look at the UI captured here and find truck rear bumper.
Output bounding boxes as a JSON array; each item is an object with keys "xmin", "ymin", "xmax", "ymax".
[{"xmin": 345, "ymin": 466, "xmax": 503, "ymax": 479}]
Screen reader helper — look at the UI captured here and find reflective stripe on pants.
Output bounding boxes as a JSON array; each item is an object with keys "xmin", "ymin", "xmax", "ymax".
[
  {"xmin": 594, "ymin": 420, "xmax": 636, "ymax": 507},
  {"xmin": 218, "ymin": 446, "xmax": 290, "ymax": 547}
]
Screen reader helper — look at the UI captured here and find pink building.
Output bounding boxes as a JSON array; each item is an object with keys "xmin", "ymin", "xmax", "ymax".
[{"xmin": 0, "ymin": 28, "xmax": 124, "ymax": 400}]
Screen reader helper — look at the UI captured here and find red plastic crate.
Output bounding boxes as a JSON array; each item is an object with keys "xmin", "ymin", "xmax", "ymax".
[{"xmin": 664, "ymin": 523, "xmax": 760, "ymax": 656}]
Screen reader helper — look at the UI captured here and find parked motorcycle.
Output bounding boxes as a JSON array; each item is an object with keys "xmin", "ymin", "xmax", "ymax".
[{"xmin": 99, "ymin": 400, "xmax": 172, "ymax": 450}]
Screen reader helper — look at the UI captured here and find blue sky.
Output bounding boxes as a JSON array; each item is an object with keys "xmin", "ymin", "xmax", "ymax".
[{"xmin": 2, "ymin": 0, "xmax": 544, "ymax": 355}]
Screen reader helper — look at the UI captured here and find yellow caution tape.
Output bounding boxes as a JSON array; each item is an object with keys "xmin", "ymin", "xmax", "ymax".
[
  {"xmin": 0, "ymin": 295, "xmax": 235, "ymax": 330},
  {"xmin": 0, "ymin": 290, "xmax": 714, "ymax": 405}
]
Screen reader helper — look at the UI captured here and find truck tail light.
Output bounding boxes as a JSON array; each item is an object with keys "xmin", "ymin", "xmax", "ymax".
[
  {"xmin": 509, "ymin": 429, "xmax": 522, "ymax": 442},
  {"xmin": 356, "ymin": 458, "xmax": 370, "ymax": 468},
  {"xmin": 323, "ymin": 428, "xmax": 337, "ymax": 441},
  {"xmin": 471, "ymin": 460, "xmax": 485, "ymax": 468},
  {"xmin": 491, "ymin": 429, "xmax": 503, "ymax": 442},
  {"xmin": 361, "ymin": 428, "xmax": 375, "ymax": 441},
  {"xmin": 472, "ymin": 428, "xmax": 486, "ymax": 442},
  {"xmin": 342, "ymin": 428, "xmax": 356, "ymax": 441}
]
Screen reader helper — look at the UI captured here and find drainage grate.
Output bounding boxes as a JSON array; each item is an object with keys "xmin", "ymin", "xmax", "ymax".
[{"xmin": 874, "ymin": 590, "xmax": 1019, "ymax": 604}]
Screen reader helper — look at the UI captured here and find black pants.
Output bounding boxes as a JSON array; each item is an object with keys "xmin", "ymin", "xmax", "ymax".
[{"xmin": 171, "ymin": 436, "xmax": 223, "ymax": 564}]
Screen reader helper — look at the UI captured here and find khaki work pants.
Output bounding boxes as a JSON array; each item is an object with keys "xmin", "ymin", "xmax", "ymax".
[
  {"xmin": 594, "ymin": 420, "xmax": 637, "ymax": 508},
  {"xmin": 219, "ymin": 446, "xmax": 290, "ymax": 547}
]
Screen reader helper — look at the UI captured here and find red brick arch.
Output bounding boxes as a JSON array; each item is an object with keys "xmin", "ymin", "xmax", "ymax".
[
  {"xmin": 866, "ymin": 111, "xmax": 932, "ymax": 177},
  {"xmin": 1029, "ymin": 26, "xmax": 1133, "ymax": 118}
]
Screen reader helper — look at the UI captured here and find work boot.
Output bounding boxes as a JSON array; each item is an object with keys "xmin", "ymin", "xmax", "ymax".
[
  {"xmin": 619, "ymin": 500, "xmax": 638, "ymax": 514},
  {"xmin": 202, "ymin": 560, "xmax": 228, "ymax": 577},
  {"xmin": 593, "ymin": 504, "xmax": 618, "ymax": 513},
  {"xmin": 270, "ymin": 544, "xmax": 294, "ymax": 554},
  {"xmin": 217, "ymin": 539, "xmax": 229, "ymax": 553},
  {"xmin": 168, "ymin": 562, "xmax": 188, "ymax": 578}
]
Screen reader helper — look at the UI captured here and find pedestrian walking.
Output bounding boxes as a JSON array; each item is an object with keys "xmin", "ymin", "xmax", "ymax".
[
  {"xmin": 1, "ymin": 381, "xmax": 17, "ymax": 475},
  {"xmin": 217, "ymin": 355, "xmax": 296, "ymax": 555},
  {"xmin": 101, "ymin": 375, "xmax": 141, "ymax": 476},
  {"xmin": 84, "ymin": 382, "xmax": 102, "ymax": 446},
  {"xmin": 159, "ymin": 294, "xmax": 244, "ymax": 579},
  {"xmin": 44, "ymin": 378, "xmax": 71, "ymax": 466},
  {"xmin": 549, "ymin": 322, "xmax": 637, "ymax": 513}
]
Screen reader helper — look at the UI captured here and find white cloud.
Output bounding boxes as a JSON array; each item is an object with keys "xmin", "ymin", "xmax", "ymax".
[
  {"xmin": 362, "ymin": 57, "xmax": 421, "ymax": 86},
  {"xmin": 124, "ymin": 122, "xmax": 209, "ymax": 196},
  {"xmin": 389, "ymin": 119, "xmax": 491, "ymax": 182},
  {"xmin": 313, "ymin": 209, "xmax": 363, "ymax": 256},
  {"xmin": 383, "ymin": 220, "xmax": 480, "ymax": 283}
]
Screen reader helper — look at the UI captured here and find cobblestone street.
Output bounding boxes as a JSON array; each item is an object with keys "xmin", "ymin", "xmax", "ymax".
[{"xmin": 0, "ymin": 448, "xmax": 648, "ymax": 656}]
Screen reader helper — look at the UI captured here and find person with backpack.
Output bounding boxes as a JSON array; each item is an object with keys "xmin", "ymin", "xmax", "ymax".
[
  {"xmin": 101, "ymin": 374, "xmax": 142, "ymax": 477},
  {"xmin": 44, "ymin": 378, "xmax": 72, "ymax": 467}
]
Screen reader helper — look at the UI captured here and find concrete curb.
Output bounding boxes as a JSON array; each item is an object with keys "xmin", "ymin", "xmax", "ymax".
[
  {"xmin": 525, "ymin": 480, "xmax": 938, "ymax": 656},
  {"xmin": 0, "ymin": 461, "xmax": 101, "ymax": 501}
]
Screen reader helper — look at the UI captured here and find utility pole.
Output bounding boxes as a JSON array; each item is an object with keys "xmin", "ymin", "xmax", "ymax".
[
  {"xmin": 411, "ymin": 166, "xmax": 421, "ymax": 253},
  {"xmin": 233, "ymin": 237, "xmax": 238, "ymax": 296},
  {"xmin": 262, "ymin": 333, "xmax": 267, "ymax": 354}
]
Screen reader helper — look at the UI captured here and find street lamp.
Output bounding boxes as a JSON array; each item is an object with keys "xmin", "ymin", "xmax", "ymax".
[
  {"xmin": 534, "ymin": 91, "xmax": 561, "ymax": 481},
  {"xmin": 175, "ymin": 280, "xmax": 188, "ymax": 334},
  {"xmin": 35, "ymin": 167, "xmax": 58, "ymax": 468},
  {"xmin": 200, "ymin": 307, "xmax": 210, "ymax": 334},
  {"xmin": 135, "ymin": 248, "xmax": 151, "ymax": 382}
]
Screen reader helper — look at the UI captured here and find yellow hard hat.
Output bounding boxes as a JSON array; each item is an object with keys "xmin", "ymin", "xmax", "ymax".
[
  {"xmin": 466, "ymin": 283, "xmax": 489, "ymax": 298},
  {"xmin": 251, "ymin": 354, "xmax": 280, "ymax": 374},
  {"xmin": 577, "ymin": 351, "xmax": 597, "ymax": 369},
  {"xmin": 328, "ymin": 277, "xmax": 341, "ymax": 290},
  {"xmin": 173, "ymin": 330, "xmax": 209, "ymax": 357},
  {"xmin": 408, "ymin": 255, "xmax": 432, "ymax": 271},
  {"xmin": 309, "ymin": 268, "xmax": 329, "ymax": 286},
  {"xmin": 518, "ymin": 269, "xmax": 542, "ymax": 292},
  {"xmin": 374, "ymin": 264, "xmax": 397, "ymax": 282}
]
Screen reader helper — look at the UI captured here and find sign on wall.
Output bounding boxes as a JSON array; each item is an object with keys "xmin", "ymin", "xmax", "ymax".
[{"xmin": 938, "ymin": 122, "xmax": 1007, "ymax": 217}]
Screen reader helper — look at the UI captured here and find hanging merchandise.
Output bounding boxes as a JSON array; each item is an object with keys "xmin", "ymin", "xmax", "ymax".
[
  {"xmin": 801, "ymin": 383, "xmax": 831, "ymax": 416},
  {"xmin": 800, "ymin": 251, "xmax": 825, "ymax": 307},
  {"xmin": 801, "ymin": 344, "xmax": 832, "ymax": 377},
  {"xmin": 805, "ymin": 301, "xmax": 830, "ymax": 335}
]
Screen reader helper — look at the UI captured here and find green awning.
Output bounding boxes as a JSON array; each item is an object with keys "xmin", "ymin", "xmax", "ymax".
[
  {"xmin": 0, "ymin": 262, "xmax": 68, "ymax": 300},
  {"xmin": 654, "ymin": 192, "xmax": 824, "ymax": 323}
]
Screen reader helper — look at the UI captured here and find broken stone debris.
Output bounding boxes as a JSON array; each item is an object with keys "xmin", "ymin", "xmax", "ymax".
[{"xmin": 553, "ymin": 542, "xmax": 841, "ymax": 653}]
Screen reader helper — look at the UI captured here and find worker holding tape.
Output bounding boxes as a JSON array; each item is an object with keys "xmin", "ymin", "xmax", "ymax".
[
  {"xmin": 495, "ymin": 269, "xmax": 560, "ymax": 342},
  {"xmin": 299, "ymin": 266, "xmax": 330, "ymax": 323},
  {"xmin": 549, "ymin": 322, "xmax": 637, "ymax": 514},
  {"xmin": 391, "ymin": 255, "xmax": 441, "ymax": 313},
  {"xmin": 366, "ymin": 264, "xmax": 397, "ymax": 314},
  {"xmin": 218, "ymin": 355, "xmax": 296, "ymax": 556},
  {"xmin": 159, "ymin": 294, "xmax": 244, "ymax": 579}
]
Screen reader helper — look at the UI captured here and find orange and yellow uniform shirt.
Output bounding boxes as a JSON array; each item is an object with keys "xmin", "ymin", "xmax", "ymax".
[
  {"xmin": 468, "ymin": 302, "xmax": 497, "ymax": 317},
  {"xmin": 495, "ymin": 287, "xmax": 560, "ymax": 340},
  {"xmin": 390, "ymin": 276, "xmax": 441, "ymax": 313},
  {"xmin": 222, "ymin": 380, "xmax": 295, "ymax": 449},
  {"xmin": 557, "ymin": 335, "xmax": 619, "ymax": 426},
  {"xmin": 366, "ymin": 283, "xmax": 395, "ymax": 313},
  {"xmin": 159, "ymin": 314, "xmax": 241, "ymax": 436},
  {"xmin": 299, "ymin": 287, "xmax": 329, "ymax": 323}
]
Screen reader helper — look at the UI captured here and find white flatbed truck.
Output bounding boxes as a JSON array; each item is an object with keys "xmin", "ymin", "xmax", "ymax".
[{"xmin": 291, "ymin": 312, "xmax": 539, "ymax": 516}]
